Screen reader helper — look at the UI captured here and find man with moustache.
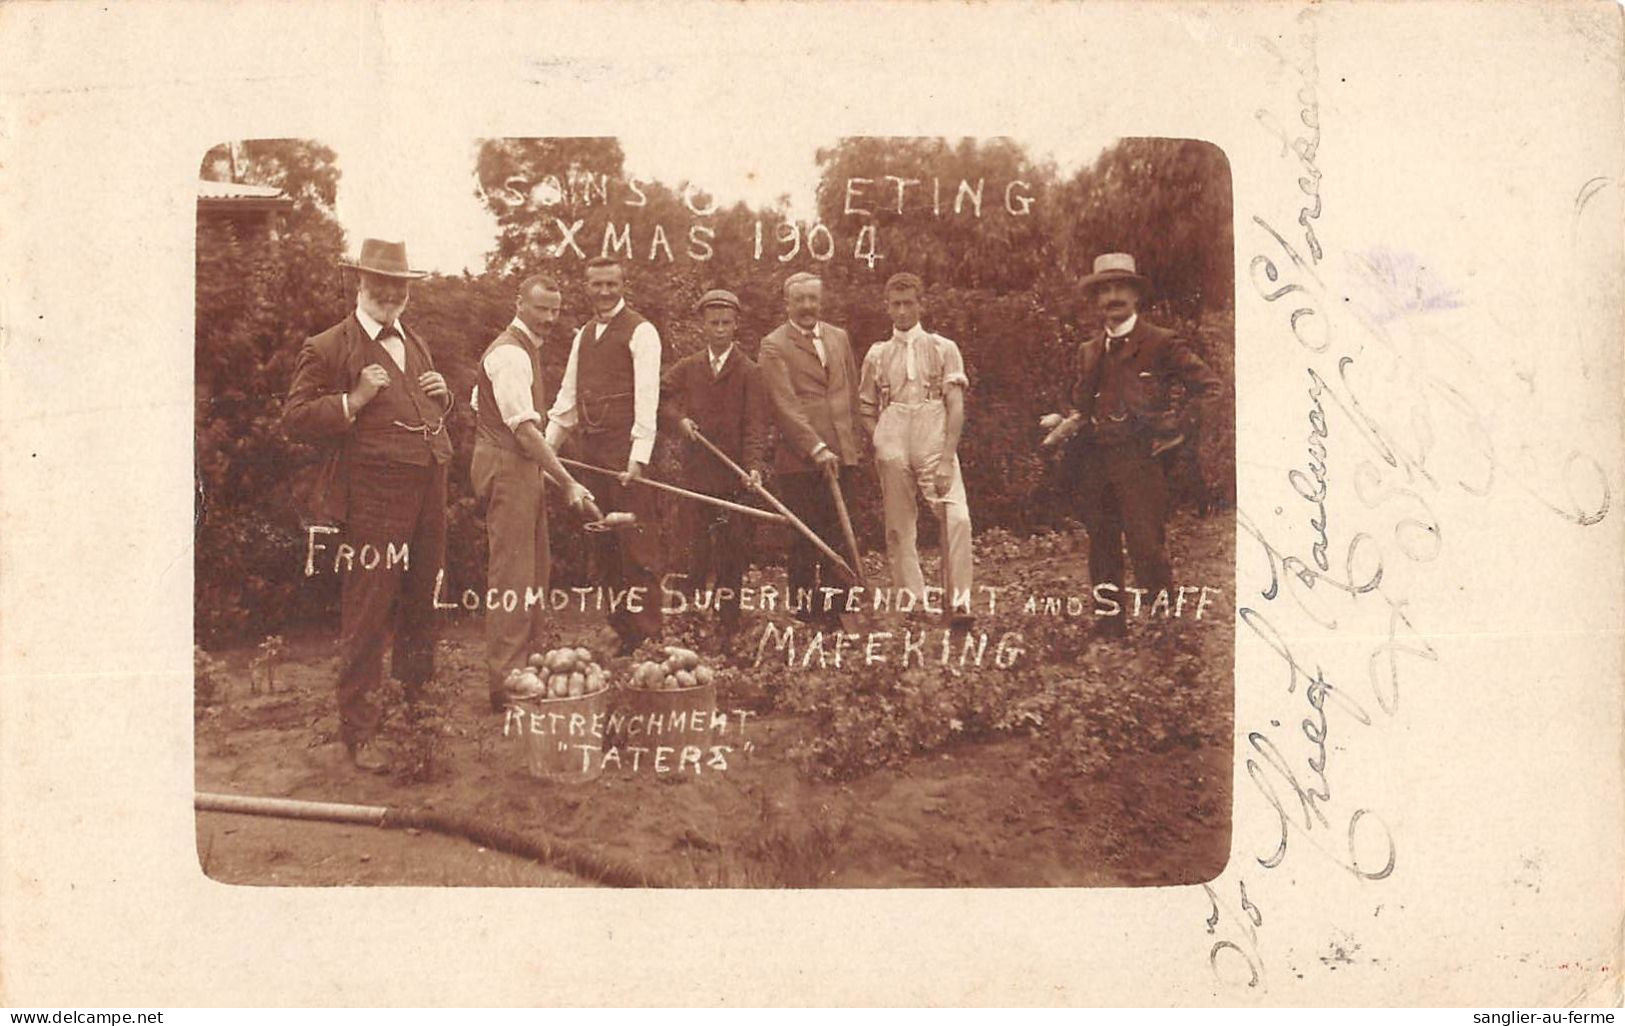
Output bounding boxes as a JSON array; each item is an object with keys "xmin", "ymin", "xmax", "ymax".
[
  {"xmin": 471, "ymin": 274, "xmax": 596, "ymax": 711},
  {"xmin": 1041, "ymin": 253, "xmax": 1222, "ymax": 632},
  {"xmin": 545, "ymin": 256, "xmax": 664, "ymax": 654},
  {"xmin": 284, "ymin": 239, "xmax": 453, "ymax": 772},
  {"xmin": 758, "ymin": 271, "xmax": 863, "ymax": 626},
  {"xmin": 659, "ymin": 288, "xmax": 772, "ymax": 641},
  {"xmin": 858, "ymin": 272, "xmax": 975, "ymax": 627}
]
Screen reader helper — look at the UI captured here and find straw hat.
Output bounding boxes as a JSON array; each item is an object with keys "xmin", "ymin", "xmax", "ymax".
[{"xmin": 1079, "ymin": 252, "xmax": 1150, "ymax": 294}]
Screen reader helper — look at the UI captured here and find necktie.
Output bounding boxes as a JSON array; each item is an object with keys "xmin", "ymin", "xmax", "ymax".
[
  {"xmin": 899, "ymin": 330, "xmax": 920, "ymax": 381},
  {"xmin": 804, "ymin": 327, "xmax": 825, "ymax": 368}
]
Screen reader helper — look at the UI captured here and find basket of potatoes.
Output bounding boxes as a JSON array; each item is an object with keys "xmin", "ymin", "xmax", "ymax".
[
  {"xmin": 502, "ymin": 646, "xmax": 613, "ymax": 783},
  {"xmin": 618, "ymin": 645, "xmax": 720, "ymax": 748}
]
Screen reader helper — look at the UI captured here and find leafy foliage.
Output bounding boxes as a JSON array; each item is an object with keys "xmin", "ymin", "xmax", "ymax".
[{"xmin": 196, "ymin": 135, "xmax": 1235, "ymax": 647}]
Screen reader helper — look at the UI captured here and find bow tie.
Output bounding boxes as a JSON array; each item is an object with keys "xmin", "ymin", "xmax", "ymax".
[{"xmin": 377, "ymin": 325, "xmax": 401, "ymax": 342}]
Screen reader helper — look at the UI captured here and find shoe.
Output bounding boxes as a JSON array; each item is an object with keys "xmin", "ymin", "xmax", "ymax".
[
  {"xmin": 489, "ymin": 690, "xmax": 509, "ymax": 714},
  {"xmin": 345, "ymin": 741, "xmax": 390, "ymax": 774}
]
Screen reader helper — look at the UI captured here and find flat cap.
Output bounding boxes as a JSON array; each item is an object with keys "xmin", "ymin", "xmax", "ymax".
[{"xmin": 695, "ymin": 288, "xmax": 742, "ymax": 312}]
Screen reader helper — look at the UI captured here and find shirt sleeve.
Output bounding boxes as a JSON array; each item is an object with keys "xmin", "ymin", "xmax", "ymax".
[
  {"xmin": 544, "ymin": 326, "xmax": 584, "ymax": 450},
  {"xmin": 937, "ymin": 335, "xmax": 969, "ymax": 390},
  {"xmin": 628, "ymin": 319, "xmax": 662, "ymax": 465},
  {"xmin": 485, "ymin": 346, "xmax": 542, "ymax": 430},
  {"xmin": 857, "ymin": 345, "xmax": 882, "ymax": 422}
]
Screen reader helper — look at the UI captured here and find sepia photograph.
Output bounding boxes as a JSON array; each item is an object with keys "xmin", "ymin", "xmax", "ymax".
[
  {"xmin": 5, "ymin": 0, "xmax": 1620, "ymax": 1008},
  {"xmin": 192, "ymin": 134, "xmax": 1237, "ymax": 888}
]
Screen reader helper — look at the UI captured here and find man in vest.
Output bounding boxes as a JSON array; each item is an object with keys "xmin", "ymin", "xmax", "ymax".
[
  {"xmin": 471, "ymin": 274, "xmax": 595, "ymax": 711},
  {"xmin": 659, "ymin": 288, "xmax": 772, "ymax": 641},
  {"xmin": 1040, "ymin": 253, "xmax": 1223, "ymax": 633},
  {"xmin": 544, "ymin": 256, "xmax": 664, "ymax": 654},
  {"xmin": 857, "ymin": 273, "xmax": 975, "ymax": 627},
  {"xmin": 283, "ymin": 239, "xmax": 453, "ymax": 773},
  {"xmin": 758, "ymin": 271, "xmax": 863, "ymax": 627}
]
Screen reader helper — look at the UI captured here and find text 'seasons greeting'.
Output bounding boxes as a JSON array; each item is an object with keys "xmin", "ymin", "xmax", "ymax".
[{"xmin": 482, "ymin": 170, "xmax": 1037, "ymax": 269}]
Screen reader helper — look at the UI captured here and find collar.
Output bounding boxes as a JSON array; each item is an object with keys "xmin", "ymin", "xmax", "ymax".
[
  {"xmin": 708, "ymin": 343, "xmax": 735, "ymax": 369},
  {"xmin": 510, "ymin": 316, "xmax": 544, "ymax": 348},
  {"xmin": 594, "ymin": 298, "xmax": 627, "ymax": 325},
  {"xmin": 789, "ymin": 320, "xmax": 821, "ymax": 341},
  {"xmin": 355, "ymin": 304, "xmax": 403, "ymax": 341},
  {"xmin": 891, "ymin": 322, "xmax": 928, "ymax": 344},
  {"xmin": 1105, "ymin": 312, "xmax": 1138, "ymax": 340}
]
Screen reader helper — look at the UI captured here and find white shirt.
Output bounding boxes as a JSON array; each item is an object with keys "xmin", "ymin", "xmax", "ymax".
[
  {"xmin": 891, "ymin": 321, "xmax": 928, "ymax": 381},
  {"xmin": 544, "ymin": 298, "xmax": 662, "ymax": 465},
  {"xmin": 355, "ymin": 304, "xmax": 406, "ymax": 371},
  {"xmin": 793, "ymin": 321, "xmax": 828, "ymax": 367},
  {"xmin": 1105, "ymin": 312, "xmax": 1138, "ymax": 349},
  {"xmin": 709, "ymin": 343, "xmax": 734, "ymax": 378},
  {"xmin": 479, "ymin": 317, "xmax": 545, "ymax": 431},
  {"xmin": 345, "ymin": 305, "xmax": 408, "ymax": 421}
]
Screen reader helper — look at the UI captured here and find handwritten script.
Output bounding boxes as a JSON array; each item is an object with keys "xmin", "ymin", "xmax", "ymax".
[{"xmin": 1205, "ymin": 12, "xmax": 1612, "ymax": 993}]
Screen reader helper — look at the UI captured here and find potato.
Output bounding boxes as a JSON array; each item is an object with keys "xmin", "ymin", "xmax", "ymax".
[
  {"xmin": 568, "ymin": 671, "xmax": 585, "ymax": 692},
  {"xmin": 527, "ymin": 653, "xmax": 547, "ymax": 669},
  {"xmin": 574, "ymin": 647, "xmax": 592, "ymax": 664},
  {"xmin": 550, "ymin": 677, "xmax": 570, "ymax": 698},
  {"xmin": 663, "ymin": 674, "xmax": 678, "ymax": 690},
  {"xmin": 694, "ymin": 665, "xmax": 715, "ymax": 687},
  {"xmin": 567, "ymin": 681, "xmax": 584, "ymax": 698},
  {"xmin": 674, "ymin": 670, "xmax": 696, "ymax": 690}
]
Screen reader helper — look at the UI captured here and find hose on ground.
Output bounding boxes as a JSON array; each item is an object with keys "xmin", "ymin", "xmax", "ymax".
[{"xmin": 196, "ymin": 791, "xmax": 681, "ymax": 887}]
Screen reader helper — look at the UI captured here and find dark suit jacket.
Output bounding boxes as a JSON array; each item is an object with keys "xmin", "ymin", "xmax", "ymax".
[
  {"xmin": 1067, "ymin": 317, "xmax": 1221, "ymax": 441},
  {"xmin": 758, "ymin": 320, "xmax": 861, "ymax": 475},
  {"xmin": 283, "ymin": 313, "xmax": 447, "ymax": 525},
  {"xmin": 659, "ymin": 347, "xmax": 772, "ymax": 494}
]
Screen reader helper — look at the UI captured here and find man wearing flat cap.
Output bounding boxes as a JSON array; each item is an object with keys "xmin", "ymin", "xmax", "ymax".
[
  {"xmin": 471, "ymin": 274, "xmax": 596, "ymax": 712},
  {"xmin": 659, "ymin": 288, "xmax": 772, "ymax": 640},
  {"xmin": 284, "ymin": 238, "xmax": 453, "ymax": 772},
  {"xmin": 758, "ymin": 271, "xmax": 863, "ymax": 627},
  {"xmin": 1041, "ymin": 252, "xmax": 1222, "ymax": 632}
]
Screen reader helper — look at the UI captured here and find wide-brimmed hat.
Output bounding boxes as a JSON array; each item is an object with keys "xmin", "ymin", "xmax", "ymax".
[
  {"xmin": 340, "ymin": 238, "xmax": 428, "ymax": 280},
  {"xmin": 1079, "ymin": 252, "xmax": 1150, "ymax": 294},
  {"xmin": 695, "ymin": 288, "xmax": 741, "ymax": 313}
]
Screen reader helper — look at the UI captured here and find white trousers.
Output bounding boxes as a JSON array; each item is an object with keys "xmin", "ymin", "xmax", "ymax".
[{"xmin": 872, "ymin": 399, "xmax": 974, "ymax": 611}]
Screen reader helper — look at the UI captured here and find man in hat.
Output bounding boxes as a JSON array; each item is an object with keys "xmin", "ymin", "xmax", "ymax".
[
  {"xmin": 284, "ymin": 238, "xmax": 453, "ymax": 772},
  {"xmin": 471, "ymin": 274, "xmax": 596, "ymax": 712},
  {"xmin": 659, "ymin": 288, "xmax": 772, "ymax": 640},
  {"xmin": 758, "ymin": 271, "xmax": 863, "ymax": 626},
  {"xmin": 1041, "ymin": 252, "xmax": 1222, "ymax": 632},
  {"xmin": 857, "ymin": 272, "xmax": 975, "ymax": 626},
  {"xmin": 544, "ymin": 256, "xmax": 664, "ymax": 654}
]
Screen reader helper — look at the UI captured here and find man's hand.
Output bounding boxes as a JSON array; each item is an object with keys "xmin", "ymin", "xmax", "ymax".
[
  {"xmin": 933, "ymin": 462, "xmax": 955, "ymax": 499},
  {"xmin": 564, "ymin": 481, "xmax": 595, "ymax": 513},
  {"xmin": 350, "ymin": 363, "xmax": 392, "ymax": 412},
  {"xmin": 812, "ymin": 448, "xmax": 841, "ymax": 471},
  {"xmin": 680, "ymin": 417, "xmax": 700, "ymax": 441},
  {"xmin": 417, "ymin": 371, "xmax": 450, "ymax": 403},
  {"xmin": 1038, "ymin": 412, "xmax": 1064, "ymax": 431},
  {"xmin": 619, "ymin": 458, "xmax": 644, "ymax": 486},
  {"xmin": 745, "ymin": 469, "xmax": 764, "ymax": 491}
]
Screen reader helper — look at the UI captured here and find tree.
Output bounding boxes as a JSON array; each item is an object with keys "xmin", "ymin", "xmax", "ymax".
[
  {"xmin": 195, "ymin": 139, "xmax": 350, "ymax": 645},
  {"xmin": 1043, "ymin": 137, "xmax": 1234, "ymax": 316}
]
